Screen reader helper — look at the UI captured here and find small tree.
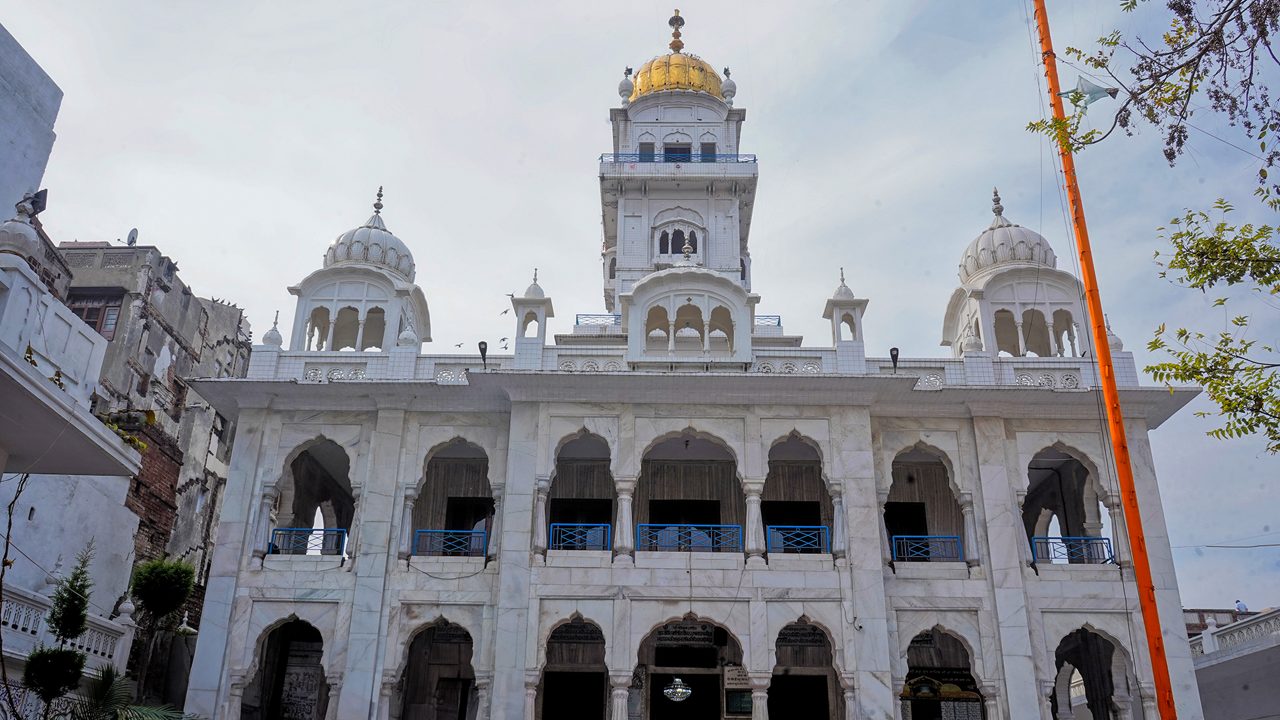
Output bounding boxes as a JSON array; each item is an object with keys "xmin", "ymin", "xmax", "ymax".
[
  {"xmin": 130, "ymin": 559, "xmax": 195, "ymax": 702},
  {"xmin": 24, "ymin": 543, "xmax": 94, "ymax": 717}
]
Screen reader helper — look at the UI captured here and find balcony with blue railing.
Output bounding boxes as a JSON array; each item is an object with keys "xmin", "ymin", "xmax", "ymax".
[
  {"xmin": 892, "ymin": 535, "xmax": 963, "ymax": 563},
  {"xmin": 575, "ymin": 314, "xmax": 622, "ymax": 326},
  {"xmin": 550, "ymin": 523, "xmax": 612, "ymax": 551},
  {"xmin": 269, "ymin": 528, "xmax": 348, "ymax": 556},
  {"xmin": 636, "ymin": 524, "xmax": 743, "ymax": 553},
  {"xmin": 766, "ymin": 526, "xmax": 830, "ymax": 555},
  {"xmin": 1031, "ymin": 536, "xmax": 1113, "ymax": 565},
  {"xmin": 414, "ymin": 529, "xmax": 488, "ymax": 557}
]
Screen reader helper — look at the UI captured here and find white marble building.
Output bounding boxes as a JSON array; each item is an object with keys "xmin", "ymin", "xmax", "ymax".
[{"xmin": 185, "ymin": 13, "xmax": 1203, "ymax": 720}]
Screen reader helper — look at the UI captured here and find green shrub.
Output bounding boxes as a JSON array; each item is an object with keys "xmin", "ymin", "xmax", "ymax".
[
  {"xmin": 130, "ymin": 559, "xmax": 195, "ymax": 621},
  {"xmin": 23, "ymin": 646, "xmax": 85, "ymax": 703}
]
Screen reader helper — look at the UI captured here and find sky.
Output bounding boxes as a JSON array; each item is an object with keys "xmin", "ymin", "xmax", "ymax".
[{"xmin": 4, "ymin": 1, "xmax": 1277, "ymax": 609}]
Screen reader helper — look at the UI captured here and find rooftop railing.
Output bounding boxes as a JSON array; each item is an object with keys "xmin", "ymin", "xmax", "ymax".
[
  {"xmin": 576, "ymin": 314, "xmax": 622, "ymax": 326},
  {"xmin": 600, "ymin": 153, "xmax": 757, "ymax": 164},
  {"xmin": 766, "ymin": 525, "xmax": 829, "ymax": 554},
  {"xmin": 414, "ymin": 529, "xmax": 488, "ymax": 557},
  {"xmin": 892, "ymin": 535, "xmax": 963, "ymax": 562},
  {"xmin": 754, "ymin": 315, "xmax": 782, "ymax": 327},
  {"xmin": 636, "ymin": 524, "xmax": 743, "ymax": 553},
  {"xmin": 269, "ymin": 527, "xmax": 348, "ymax": 556},
  {"xmin": 550, "ymin": 523, "xmax": 612, "ymax": 551},
  {"xmin": 1030, "ymin": 536, "xmax": 1113, "ymax": 564}
]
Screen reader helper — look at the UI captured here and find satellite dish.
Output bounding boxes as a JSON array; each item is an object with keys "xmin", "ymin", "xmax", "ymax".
[{"xmin": 126, "ymin": 228, "xmax": 138, "ymax": 246}]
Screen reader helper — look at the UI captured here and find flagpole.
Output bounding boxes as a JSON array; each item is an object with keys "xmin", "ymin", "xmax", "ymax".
[{"xmin": 1030, "ymin": 2, "xmax": 1178, "ymax": 717}]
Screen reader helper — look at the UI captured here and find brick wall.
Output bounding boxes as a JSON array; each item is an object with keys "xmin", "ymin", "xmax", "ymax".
[{"xmin": 125, "ymin": 426, "xmax": 184, "ymax": 563}]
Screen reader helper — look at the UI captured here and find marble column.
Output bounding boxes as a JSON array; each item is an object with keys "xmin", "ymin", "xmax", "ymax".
[
  {"xmin": 1103, "ymin": 495, "xmax": 1129, "ymax": 566},
  {"xmin": 1038, "ymin": 680, "xmax": 1056, "ymax": 720},
  {"xmin": 1140, "ymin": 690, "xmax": 1157, "ymax": 720},
  {"xmin": 491, "ymin": 403, "xmax": 540, "ymax": 720},
  {"xmin": 830, "ymin": 489, "xmax": 847, "ymax": 559},
  {"xmin": 225, "ymin": 673, "xmax": 247, "ymax": 720},
  {"xmin": 532, "ymin": 477, "xmax": 549, "ymax": 560},
  {"xmin": 973, "ymin": 416, "xmax": 1042, "ymax": 716},
  {"xmin": 325, "ymin": 309, "xmax": 336, "ymax": 350},
  {"xmin": 959, "ymin": 492, "xmax": 979, "ymax": 566},
  {"xmin": 377, "ymin": 673, "xmax": 398, "ymax": 720},
  {"xmin": 1015, "ymin": 321, "xmax": 1027, "ymax": 356},
  {"xmin": 980, "ymin": 683, "xmax": 999, "ymax": 720},
  {"xmin": 702, "ymin": 321, "xmax": 711, "ymax": 352},
  {"xmin": 876, "ymin": 489, "xmax": 892, "ymax": 564},
  {"xmin": 489, "ymin": 489, "xmax": 505, "ymax": 559},
  {"xmin": 355, "ymin": 319, "xmax": 366, "ymax": 350},
  {"xmin": 842, "ymin": 686, "xmax": 857, "ymax": 720},
  {"xmin": 346, "ymin": 488, "xmax": 363, "ymax": 559},
  {"xmin": 399, "ymin": 488, "xmax": 417, "ymax": 559},
  {"xmin": 609, "ymin": 675, "xmax": 631, "ymax": 720},
  {"xmin": 667, "ymin": 321, "xmax": 676, "ymax": 352},
  {"xmin": 337, "ymin": 406, "xmax": 404, "ymax": 718},
  {"xmin": 523, "ymin": 679, "xmax": 538, "ymax": 720},
  {"xmin": 473, "ymin": 676, "xmax": 492, "ymax": 720},
  {"xmin": 1047, "ymin": 323, "xmax": 1060, "ymax": 357},
  {"xmin": 324, "ymin": 673, "xmax": 343, "ymax": 720},
  {"xmin": 744, "ymin": 480, "xmax": 766, "ymax": 560},
  {"xmin": 749, "ymin": 675, "xmax": 770, "ymax": 720},
  {"xmin": 614, "ymin": 478, "xmax": 635, "ymax": 560},
  {"xmin": 1113, "ymin": 696, "xmax": 1134, "ymax": 720},
  {"xmin": 251, "ymin": 486, "xmax": 278, "ymax": 559}
]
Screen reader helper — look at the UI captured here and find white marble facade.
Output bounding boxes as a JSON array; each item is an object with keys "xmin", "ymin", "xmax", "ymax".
[{"xmin": 184, "ymin": 13, "xmax": 1203, "ymax": 720}]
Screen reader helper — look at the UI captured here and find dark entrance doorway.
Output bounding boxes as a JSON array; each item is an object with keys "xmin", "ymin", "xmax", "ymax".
[
  {"xmin": 240, "ymin": 619, "xmax": 329, "ymax": 720},
  {"xmin": 635, "ymin": 615, "xmax": 745, "ymax": 720},
  {"xmin": 768, "ymin": 620, "xmax": 839, "ymax": 719},
  {"xmin": 768, "ymin": 675, "xmax": 829, "ymax": 718},
  {"xmin": 901, "ymin": 628, "xmax": 985, "ymax": 719},
  {"xmin": 399, "ymin": 621, "xmax": 475, "ymax": 720},
  {"xmin": 537, "ymin": 617, "xmax": 608, "ymax": 720}
]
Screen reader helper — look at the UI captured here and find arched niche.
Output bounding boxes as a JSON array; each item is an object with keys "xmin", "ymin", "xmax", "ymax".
[
  {"xmin": 240, "ymin": 619, "xmax": 329, "ymax": 720},
  {"xmin": 993, "ymin": 309, "xmax": 1019, "ymax": 356},
  {"xmin": 901, "ymin": 627, "xmax": 985, "ymax": 719},
  {"xmin": 769, "ymin": 619, "xmax": 840, "ymax": 719},
  {"xmin": 522, "ymin": 311, "xmax": 540, "ymax": 338},
  {"xmin": 332, "ymin": 306, "xmax": 360, "ymax": 351},
  {"xmin": 1052, "ymin": 308, "xmax": 1078, "ymax": 357},
  {"xmin": 547, "ymin": 433, "xmax": 616, "ymax": 551},
  {"xmin": 272, "ymin": 438, "xmax": 354, "ymax": 556},
  {"xmin": 399, "ymin": 620, "xmax": 476, "ymax": 720},
  {"xmin": 1024, "ymin": 446, "xmax": 1112, "ymax": 565},
  {"xmin": 1022, "ymin": 308, "xmax": 1051, "ymax": 357},
  {"xmin": 635, "ymin": 430, "xmax": 745, "ymax": 553},
  {"xmin": 885, "ymin": 445, "xmax": 965, "ymax": 563},
  {"xmin": 413, "ymin": 439, "xmax": 493, "ymax": 557},
  {"xmin": 306, "ymin": 306, "xmax": 331, "ymax": 351},
  {"xmin": 361, "ymin": 306, "xmax": 386, "ymax": 351},
  {"xmin": 538, "ymin": 616, "xmax": 608, "ymax": 720},
  {"xmin": 645, "ymin": 305, "xmax": 670, "ymax": 352},
  {"xmin": 763, "ymin": 434, "xmax": 833, "ymax": 555}
]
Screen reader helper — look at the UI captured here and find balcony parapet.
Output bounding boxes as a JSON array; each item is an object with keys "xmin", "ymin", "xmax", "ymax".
[
  {"xmin": 1191, "ymin": 607, "xmax": 1280, "ymax": 659},
  {"xmin": 0, "ymin": 584, "xmax": 134, "ymax": 672}
]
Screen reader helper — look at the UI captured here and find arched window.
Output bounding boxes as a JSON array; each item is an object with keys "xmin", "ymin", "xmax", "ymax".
[
  {"xmin": 993, "ymin": 309, "xmax": 1019, "ymax": 356},
  {"xmin": 659, "ymin": 231, "xmax": 670, "ymax": 255},
  {"xmin": 608, "ymin": 257, "xmax": 616, "ymax": 280},
  {"xmin": 361, "ymin": 307, "xmax": 386, "ymax": 351},
  {"xmin": 740, "ymin": 259, "xmax": 747, "ymax": 281},
  {"xmin": 688, "ymin": 231, "xmax": 698, "ymax": 254},
  {"xmin": 1025, "ymin": 448, "xmax": 1112, "ymax": 564},
  {"xmin": 672, "ymin": 230, "xmax": 686, "ymax": 253},
  {"xmin": 272, "ymin": 440, "xmax": 355, "ymax": 556},
  {"xmin": 885, "ymin": 446, "xmax": 965, "ymax": 562},
  {"xmin": 242, "ymin": 620, "xmax": 329, "ymax": 718}
]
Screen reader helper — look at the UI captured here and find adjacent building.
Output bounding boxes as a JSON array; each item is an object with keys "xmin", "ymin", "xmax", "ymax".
[
  {"xmin": 185, "ymin": 13, "xmax": 1204, "ymax": 720},
  {"xmin": 1189, "ymin": 607, "xmax": 1280, "ymax": 720},
  {"xmin": 0, "ymin": 22, "xmax": 61, "ymax": 212}
]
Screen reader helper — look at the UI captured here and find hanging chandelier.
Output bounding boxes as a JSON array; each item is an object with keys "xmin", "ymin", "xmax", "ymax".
[{"xmin": 663, "ymin": 677, "xmax": 692, "ymax": 702}]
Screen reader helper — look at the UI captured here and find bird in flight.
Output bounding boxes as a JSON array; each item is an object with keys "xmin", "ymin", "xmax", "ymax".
[
  {"xmin": 499, "ymin": 309, "xmax": 510, "ymax": 316},
  {"xmin": 454, "ymin": 342, "xmax": 464, "ymax": 348}
]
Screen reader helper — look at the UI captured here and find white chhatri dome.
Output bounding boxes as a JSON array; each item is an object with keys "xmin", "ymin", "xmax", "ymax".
[
  {"xmin": 324, "ymin": 187, "xmax": 416, "ymax": 282},
  {"xmin": 958, "ymin": 189, "xmax": 1057, "ymax": 284}
]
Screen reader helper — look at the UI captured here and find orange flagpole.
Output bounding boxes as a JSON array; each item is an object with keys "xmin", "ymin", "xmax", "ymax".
[{"xmin": 1030, "ymin": 1, "xmax": 1178, "ymax": 717}]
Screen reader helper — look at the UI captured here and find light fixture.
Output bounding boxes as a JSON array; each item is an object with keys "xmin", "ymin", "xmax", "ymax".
[
  {"xmin": 663, "ymin": 677, "xmax": 692, "ymax": 702},
  {"xmin": 890, "ymin": 347, "xmax": 900, "ymax": 374}
]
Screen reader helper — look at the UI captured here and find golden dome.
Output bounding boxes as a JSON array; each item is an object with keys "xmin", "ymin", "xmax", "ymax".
[{"xmin": 629, "ymin": 10, "xmax": 724, "ymax": 102}]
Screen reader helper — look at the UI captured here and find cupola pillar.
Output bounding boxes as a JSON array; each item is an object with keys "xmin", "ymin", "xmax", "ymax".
[
  {"xmin": 822, "ymin": 269, "xmax": 868, "ymax": 373},
  {"xmin": 512, "ymin": 270, "xmax": 553, "ymax": 370}
]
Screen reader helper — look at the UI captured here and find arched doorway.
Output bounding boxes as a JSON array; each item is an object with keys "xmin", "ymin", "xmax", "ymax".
[
  {"xmin": 900, "ymin": 628, "xmax": 985, "ymax": 719},
  {"xmin": 1024, "ymin": 448, "xmax": 1113, "ymax": 564},
  {"xmin": 399, "ymin": 620, "xmax": 476, "ymax": 720},
  {"xmin": 1050, "ymin": 629, "xmax": 1139, "ymax": 720},
  {"xmin": 635, "ymin": 615, "xmax": 745, "ymax": 720},
  {"xmin": 538, "ymin": 616, "xmax": 608, "ymax": 720},
  {"xmin": 763, "ymin": 436, "xmax": 834, "ymax": 555},
  {"xmin": 636, "ymin": 431, "xmax": 745, "ymax": 554},
  {"xmin": 548, "ymin": 434, "xmax": 615, "ymax": 552},
  {"xmin": 241, "ymin": 619, "xmax": 329, "ymax": 720},
  {"xmin": 272, "ymin": 439, "xmax": 354, "ymax": 556},
  {"xmin": 768, "ymin": 619, "xmax": 840, "ymax": 719},
  {"xmin": 885, "ymin": 446, "xmax": 964, "ymax": 563},
  {"xmin": 414, "ymin": 440, "xmax": 493, "ymax": 557}
]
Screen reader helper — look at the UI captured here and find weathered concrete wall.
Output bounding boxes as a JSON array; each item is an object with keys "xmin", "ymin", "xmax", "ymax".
[{"xmin": 0, "ymin": 23, "xmax": 61, "ymax": 210}]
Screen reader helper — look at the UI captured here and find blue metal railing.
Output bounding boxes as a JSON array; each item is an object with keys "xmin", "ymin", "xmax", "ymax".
[
  {"xmin": 600, "ymin": 153, "xmax": 758, "ymax": 164},
  {"xmin": 576, "ymin": 314, "xmax": 622, "ymax": 326},
  {"xmin": 754, "ymin": 315, "xmax": 782, "ymax": 327},
  {"xmin": 550, "ymin": 523, "xmax": 612, "ymax": 551},
  {"xmin": 1031, "ymin": 536, "xmax": 1113, "ymax": 564},
  {"xmin": 414, "ymin": 529, "xmax": 488, "ymax": 557},
  {"xmin": 892, "ymin": 535, "xmax": 963, "ymax": 562},
  {"xmin": 269, "ymin": 528, "xmax": 347, "ymax": 556},
  {"xmin": 766, "ymin": 525, "xmax": 830, "ymax": 554},
  {"xmin": 636, "ymin": 524, "xmax": 743, "ymax": 553}
]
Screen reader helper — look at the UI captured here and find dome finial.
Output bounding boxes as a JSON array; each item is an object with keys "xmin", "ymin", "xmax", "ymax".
[
  {"xmin": 669, "ymin": 9, "xmax": 685, "ymax": 53},
  {"xmin": 533, "ymin": 267, "xmax": 538, "ymax": 283},
  {"xmin": 840, "ymin": 267, "xmax": 846, "ymax": 284},
  {"xmin": 991, "ymin": 187, "xmax": 1003, "ymax": 217},
  {"xmin": 373, "ymin": 186, "xmax": 384, "ymax": 215}
]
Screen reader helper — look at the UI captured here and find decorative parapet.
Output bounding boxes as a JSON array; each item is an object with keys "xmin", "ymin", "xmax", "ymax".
[
  {"xmin": 0, "ymin": 584, "xmax": 134, "ymax": 672},
  {"xmin": 1190, "ymin": 607, "xmax": 1280, "ymax": 659}
]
